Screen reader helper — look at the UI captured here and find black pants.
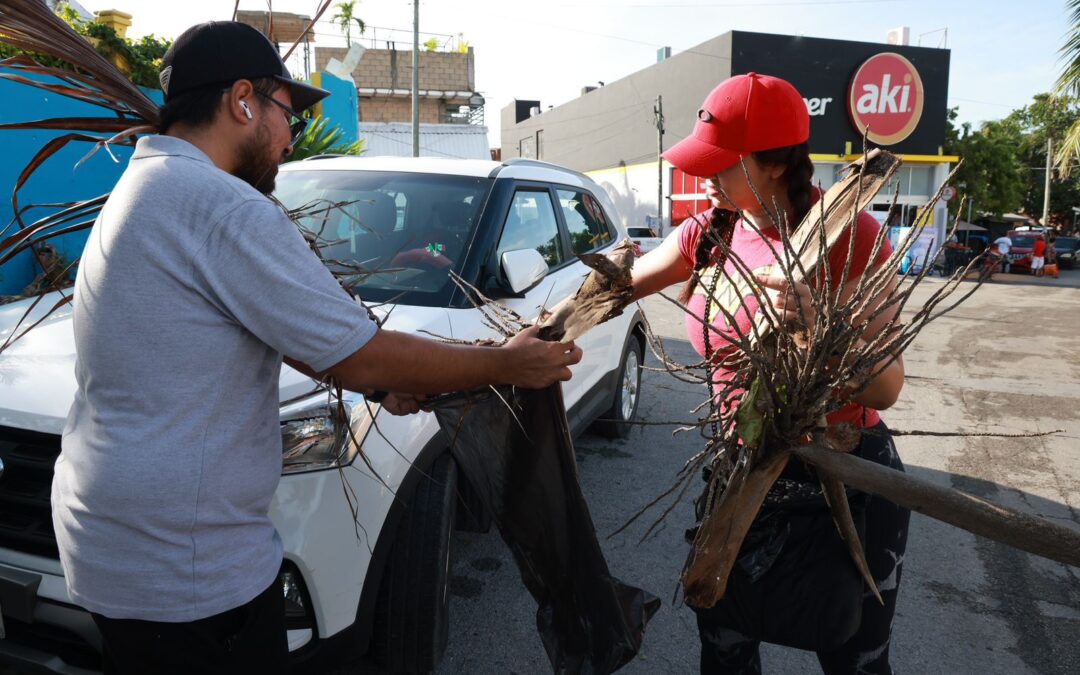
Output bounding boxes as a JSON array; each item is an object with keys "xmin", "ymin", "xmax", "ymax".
[
  {"xmin": 694, "ymin": 425, "xmax": 911, "ymax": 675},
  {"xmin": 91, "ymin": 578, "xmax": 289, "ymax": 675}
]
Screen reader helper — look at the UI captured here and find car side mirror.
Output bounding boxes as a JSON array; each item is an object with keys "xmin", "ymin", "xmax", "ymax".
[{"xmin": 501, "ymin": 248, "xmax": 548, "ymax": 295}]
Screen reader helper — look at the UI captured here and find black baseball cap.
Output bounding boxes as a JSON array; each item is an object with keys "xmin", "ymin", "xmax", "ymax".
[{"xmin": 159, "ymin": 21, "xmax": 329, "ymax": 112}]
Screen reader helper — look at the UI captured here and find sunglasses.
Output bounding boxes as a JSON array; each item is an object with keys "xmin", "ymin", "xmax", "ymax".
[{"xmin": 253, "ymin": 90, "xmax": 309, "ymax": 143}]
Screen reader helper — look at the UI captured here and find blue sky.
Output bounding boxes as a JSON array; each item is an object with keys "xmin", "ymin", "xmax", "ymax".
[{"xmin": 87, "ymin": 0, "xmax": 1069, "ymax": 146}]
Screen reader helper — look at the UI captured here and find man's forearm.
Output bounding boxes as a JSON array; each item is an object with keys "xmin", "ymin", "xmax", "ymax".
[{"xmin": 325, "ymin": 329, "xmax": 513, "ymax": 395}]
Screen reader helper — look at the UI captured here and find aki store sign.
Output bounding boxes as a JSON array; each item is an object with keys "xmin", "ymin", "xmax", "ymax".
[
  {"xmin": 730, "ymin": 32, "xmax": 948, "ymax": 155},
  {"xmin": 847, "ymin": 53, "xmax": 925, "ymax": 146}
]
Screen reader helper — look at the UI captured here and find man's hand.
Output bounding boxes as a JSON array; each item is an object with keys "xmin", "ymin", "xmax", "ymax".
[
  {"xmin": 380, "ymin": 392, "xmax": 427, "ymax": 416},
  {"xmin": 501, "ymin": 325, "xmax": 583, "ymax": 388}
]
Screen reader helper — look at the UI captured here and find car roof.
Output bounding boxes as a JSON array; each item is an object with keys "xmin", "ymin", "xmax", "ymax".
[
  {"xmin": 280, "ymin": 155, "xmax": 502, "ymax": 178},
  {"xmin": 279, "ymin": 156, "xmax": 598, "ymax": 188}
]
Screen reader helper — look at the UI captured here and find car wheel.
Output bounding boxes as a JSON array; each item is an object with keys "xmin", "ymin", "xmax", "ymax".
[
  {"xmin": 593, "ymin": 335, "xmax": 643, "ymax": 439},
  {"xmin": 369, "ymin": 452, "xmax": 457, "ymax": 673}
]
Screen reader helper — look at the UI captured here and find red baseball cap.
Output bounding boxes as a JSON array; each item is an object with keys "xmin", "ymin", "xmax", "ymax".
[{"xmin": 662, "ymin": 73, "xmax": 810, "ymax": 177}]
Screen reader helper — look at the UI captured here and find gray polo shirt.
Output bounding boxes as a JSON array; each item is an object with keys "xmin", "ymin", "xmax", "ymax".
[{"xmin": 53, "ymin": 135, "xmax": 377, "ymax": 622}]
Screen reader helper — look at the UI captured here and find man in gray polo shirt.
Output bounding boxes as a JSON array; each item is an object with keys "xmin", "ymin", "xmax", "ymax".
[{"xmin": 53, "ymin": 22, "xmax": 581, "ymax": 675}]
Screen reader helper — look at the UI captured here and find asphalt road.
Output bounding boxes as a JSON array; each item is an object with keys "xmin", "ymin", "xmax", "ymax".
[{"xmin": 436, "ymin": 269, "xmax": 1080, "ymax": 675}]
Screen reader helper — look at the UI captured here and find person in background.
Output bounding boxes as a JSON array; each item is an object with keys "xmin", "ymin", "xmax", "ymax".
[
  {"xmin": 1031, "ymin": 234, "xmax": 1047, "ymax": 276},
  {"xmin": 993, "ymin": 234, "xmax": 1013, "ymax": 274}
]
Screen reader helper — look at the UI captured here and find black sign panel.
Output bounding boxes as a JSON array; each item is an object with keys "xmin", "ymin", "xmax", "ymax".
[{"xmin": 730, "ymin": 31, "xmax": 950, "ymax": 156}]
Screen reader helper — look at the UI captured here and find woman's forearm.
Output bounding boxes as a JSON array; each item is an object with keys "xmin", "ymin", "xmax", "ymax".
[{"xmin": 846, "ymin": 345, "xmax": 905, "ymax": 410}]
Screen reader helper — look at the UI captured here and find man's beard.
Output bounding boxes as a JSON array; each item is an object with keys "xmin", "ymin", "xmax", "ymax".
[{"xmin": 234, "ymin": 122, "xmax": 283, "ymax": 194}]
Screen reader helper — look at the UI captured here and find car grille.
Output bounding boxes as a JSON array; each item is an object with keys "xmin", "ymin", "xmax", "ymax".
[{"xmin": 0, "ymin": 425, "xmax": 61, "ymax": 558}]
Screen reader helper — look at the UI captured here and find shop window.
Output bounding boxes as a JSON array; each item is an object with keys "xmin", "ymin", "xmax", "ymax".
[
  {"xmin": 812, "ymin": 162, "xmax": 843, "ymax": 192},
  {"xmin": 442, "ymin": 103, "xmax": 470, "ymax": 124},
  {"xmin": 907, "ymin": 166, "xmax": 934, "ymax": 198},
  {"xmin": 557, "ymin": 190, "xmax": 613, "ymax": 254}
]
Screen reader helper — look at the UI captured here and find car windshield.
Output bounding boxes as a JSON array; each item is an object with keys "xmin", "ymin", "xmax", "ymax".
[
  {"xmin": 1055, "ymin": 237, "xmax": 1078, "ymax": 251},
  {"xmin": 627, "ymin": 227, "xmax": 658, "ymax": 238},
  {"xmin": 274, "ymin": 169, "xmax": 493, "ymax": 306},
  {"xmin": 1010, "ymin": 236, "xmax": 1037, "ymax": 248}
]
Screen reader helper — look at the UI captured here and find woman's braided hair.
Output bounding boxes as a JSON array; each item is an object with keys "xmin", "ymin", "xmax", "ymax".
[{"xmin": 676, "ymin": 141, "xmax": 814, "ymax": 305}]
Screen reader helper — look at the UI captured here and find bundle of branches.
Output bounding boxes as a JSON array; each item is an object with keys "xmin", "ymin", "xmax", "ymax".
[{"xmin": 612, "ymin": 150, "xmax": 1080, "ymax": 609}]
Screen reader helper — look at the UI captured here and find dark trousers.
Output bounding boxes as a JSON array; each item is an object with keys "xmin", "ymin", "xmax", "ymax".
[
  {"xmin": 91, "ymin": 578, "xmax": 289, "ymax": 675},
  {"xmin": 694, "ymin": 426, "xmax": 911, "ymax": 675}
]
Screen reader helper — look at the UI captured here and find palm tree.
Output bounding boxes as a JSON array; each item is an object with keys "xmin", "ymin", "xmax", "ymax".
[
  {"xmin": 1054, "ymin": 0, "xmax": 1080, "ymax": 175},
  {"xmin": 331, "ymin": 1, "xmax": 366, "ymax": 47}
]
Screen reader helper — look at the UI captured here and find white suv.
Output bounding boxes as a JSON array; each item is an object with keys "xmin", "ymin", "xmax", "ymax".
[{"xmin": 0, "ymin": 157, "xmax": 645, "ymax": 674}]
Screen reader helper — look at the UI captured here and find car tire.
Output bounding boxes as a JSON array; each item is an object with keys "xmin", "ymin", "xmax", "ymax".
[
  {"xmin": 369, "ymin": 452, "xmax": 457, "ymax": 673},
  {"xmin": 593, "ymin": 335, "xmax": 643, "ymax": 439}
]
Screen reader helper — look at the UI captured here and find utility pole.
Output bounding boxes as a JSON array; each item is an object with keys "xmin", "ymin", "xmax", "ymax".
[
  {"xmin": 1042, "ymin": 135, "xmax": 1052, "ymax": 225},
  {"xmin": 411, "ymin": 0, "xmax": 420, "ymax": 157},
  {"xmin": 654, "ymin": 95, "xmax": 665, "ymax": 235}
]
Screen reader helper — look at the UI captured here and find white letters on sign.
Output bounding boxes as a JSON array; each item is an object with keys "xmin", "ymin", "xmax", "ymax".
[
  {"xmin": 803, "ymin": 97, "xmax": 833, "ymax": 116},
  {"xmin": 855, "ymin": 73, "xmax": 913, "ymax": 114}
]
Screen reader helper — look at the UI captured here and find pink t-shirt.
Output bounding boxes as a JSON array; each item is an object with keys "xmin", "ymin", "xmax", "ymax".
[{"xmin": 676, "ymin": 201, "xmax": 893, "ymax": 429}]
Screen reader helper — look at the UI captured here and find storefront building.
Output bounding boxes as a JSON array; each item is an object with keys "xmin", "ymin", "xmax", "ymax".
[{"xmin": 501, "ymin": 31, "xmax": 955, "ymax": 257}]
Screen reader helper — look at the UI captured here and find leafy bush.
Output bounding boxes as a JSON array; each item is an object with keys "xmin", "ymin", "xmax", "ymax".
[
  {"xmin": 286, "ymin": 116, "xmax": 365, "ymax": 162},
  {"xmin": 0, "ymin": 2, "xmax": 170, "ymax": 89}
]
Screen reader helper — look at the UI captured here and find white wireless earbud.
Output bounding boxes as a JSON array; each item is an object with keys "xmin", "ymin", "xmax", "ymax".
[{"xmin": 239, "ymin": 100, "xmax": 253, "ymax": 119}]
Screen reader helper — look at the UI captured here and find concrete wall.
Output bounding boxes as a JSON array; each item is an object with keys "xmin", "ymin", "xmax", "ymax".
[
  {"xmin": 359, "ymin": 96, "xmax": 470, "ymax": 124},
  {"xmin": 315, "ymin": 46, "xmax": 474, "ymax": 91},
  {"xmin": 0, "ymin": 69, "xmax": 162, "ymax": 295},
  {"xmin": 586, "ymin": 161, "xmax": 671, "ymax": 236},
  {"xmin": 501, "ymin": 33, "xmax": 732, "ymax": 172}
]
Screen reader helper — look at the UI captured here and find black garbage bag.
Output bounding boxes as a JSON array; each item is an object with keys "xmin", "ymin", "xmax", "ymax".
[{"xmin": 433, "ymin": 383, "xmax": 660, "ymax": 674}]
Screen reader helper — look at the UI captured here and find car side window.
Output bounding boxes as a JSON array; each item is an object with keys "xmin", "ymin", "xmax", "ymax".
[
  {"xmin": 557, "ymin": 190, "xmax": 613, "ymax": 255},
  {"xmin": 499, "ymin": 190, "xmax": 564, "ymax": 268}
]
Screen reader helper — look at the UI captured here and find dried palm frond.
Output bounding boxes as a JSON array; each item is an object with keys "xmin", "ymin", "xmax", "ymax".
[
  {"xmin": 0, "ymin": 0, "xmax": 161, "ymax": 327},
  {"xmin": 0, "ymin": 0, "xmax": 159, "ymax": 218},
  {"xmin": 0, "ymin": 0, "xmax": 337, "ymax": 344}
]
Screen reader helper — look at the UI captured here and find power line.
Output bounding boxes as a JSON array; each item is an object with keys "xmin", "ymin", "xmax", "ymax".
[
  {"xmin": 507, "ymin": 102, "xmax": 652, "ymax": 140},
  {"xmin": 950, "ymin": 96, "xmax": 1023, "ymax": 109}
]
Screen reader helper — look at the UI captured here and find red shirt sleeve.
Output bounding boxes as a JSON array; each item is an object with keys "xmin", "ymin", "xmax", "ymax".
[
  {"xmin": 676, "ymin": 210, "xmax": 715, "ymax": 268},
  {"xmin": 824, "ymin": 210, "xmax": 893, "ymax": 286}
]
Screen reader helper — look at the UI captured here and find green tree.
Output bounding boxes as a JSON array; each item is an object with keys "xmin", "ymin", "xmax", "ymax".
[
  {"xmin": 944, "ymin": 107, "xmax": 1024, "ymax": 219},
  {"xmin": 331, "ymin": 1, "xmax": 365, "ymax": 46},
  {"xmin": 1054, "ymin": 0, "xmax": 1080, "ymax": 175},
  {"xmin": 1004, "ymin": 93, "xmax": 1080, "ymax": 225}
]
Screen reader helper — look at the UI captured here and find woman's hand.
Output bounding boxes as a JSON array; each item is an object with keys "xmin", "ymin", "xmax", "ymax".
[{"xmin": 754, "ymin": 273, "xmax": 817, "ymax": 337}]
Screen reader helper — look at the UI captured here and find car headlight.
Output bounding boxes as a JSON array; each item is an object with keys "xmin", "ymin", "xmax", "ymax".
[{"xmin": 279, "ymin": 391, "xmax": 376, "ymax": 475}]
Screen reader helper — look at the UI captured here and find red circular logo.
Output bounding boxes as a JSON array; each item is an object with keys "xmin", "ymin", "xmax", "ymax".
[{"xmin": 847, "ymin": 53, "xmax": 924, "ymax": 145}]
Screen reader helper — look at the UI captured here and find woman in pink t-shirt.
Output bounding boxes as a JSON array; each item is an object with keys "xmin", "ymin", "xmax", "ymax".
[{"xmin": 626, "ymin": 74, "xmax": 909, "ymax": 674}]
